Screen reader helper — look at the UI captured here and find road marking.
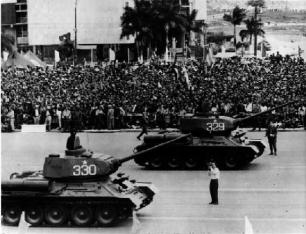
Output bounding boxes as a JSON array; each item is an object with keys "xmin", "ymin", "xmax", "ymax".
[
  {"xmin": 160, "ymin": 188, "xmax": 306, "ymax": 193},
  {"xmin": 140, "ymin": 217, "xmax": 306, "ymax": 222},
  {"xmin": 273, "ymin": 166, "xmax": 306, "ymax": 169}
]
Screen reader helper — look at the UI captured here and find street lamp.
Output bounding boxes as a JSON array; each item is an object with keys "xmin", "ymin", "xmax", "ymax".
[
  {"xmin": 74, "ymin": 0, "xmax": 78, "ymax": 65},
  {"xmin": 201, "ymin": 21, "xmax": 208, "ymax": 73},
  {"xmin": 165, "ymin": 23, "xmax": 169, "ymax": 63}
]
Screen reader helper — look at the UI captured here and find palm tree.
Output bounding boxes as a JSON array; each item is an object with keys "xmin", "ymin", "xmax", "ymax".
[
  {"xmin": 243, "ymin": 17, "xmax": 265, "ymax": 42},
  {"xmin": 152, "ymin": 0, "xmax": 189, "ymax": 55},
  {"xmin": 247, "ymin": 0, "xmax": 265, "ymax": 56},
  {"xmin": 236, "ymin": 41, "xmax": 249, "ymax": 57},
  {"xmin": 240, "ymin": 17, "xmax": 265, "ymax": 56},
  {"xmin": 121, "ymin": 0, "xmax": 154, "ymax": 61},
  {"xmin": 121, "ymin": 0, "xmax": 202, "ymax": 59},
  {"xmin": 223, "ymin": 6, "xmax": 246, "ymax": 48}
]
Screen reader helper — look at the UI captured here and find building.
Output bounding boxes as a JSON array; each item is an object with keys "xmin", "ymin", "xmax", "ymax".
[
  {"xmin": 1, "ymin": 0, "xmax": 31, "ymax": 50},
  {"xmin": 1, "ymin": 0, "xmax": 207, "ymax": 63}
]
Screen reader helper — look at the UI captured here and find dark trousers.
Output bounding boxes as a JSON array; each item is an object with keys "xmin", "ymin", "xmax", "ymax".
[
  {"xmin": 268, "ymin": 136, "xmax": 277, "ymax": 154},
  {"xmin": 137, "ymin": 125, "xmax": 148, "ymax": 139},
  {"xmin": 210, "ymin": 179, "xmax": 219, "ymax": 204}
]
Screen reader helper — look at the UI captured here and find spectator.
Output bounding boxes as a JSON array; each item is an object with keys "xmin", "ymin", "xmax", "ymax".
[
  {"xmin": 7, "ymin": 106, "xmax": 15, "ymax": 131},
  {"xmin": 45, "ymin": 106, "xmax": 52, "ymax": 131},
  {"xmin": 62, "ymin": 106, "xmax": 71, "ymax": 132},
  {"xmin": 33, "ymin": 104, "xmax": 40, "ymax": 124},
  {"xmin": 107, "ymin": 105, "xmax": 115, "ymax": 130},
  {"xmin": 1, "ymin": 55, "xmax": 304, "ymax": 131}
]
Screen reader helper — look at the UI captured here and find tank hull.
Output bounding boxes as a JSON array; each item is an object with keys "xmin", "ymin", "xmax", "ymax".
[
  {"xmin": 134, "ymin": 133, "xmax": 265, "ymax": 170},
  {"xmin": 1, "ymin": 174, "xmax": 156, "ymax": 226}
]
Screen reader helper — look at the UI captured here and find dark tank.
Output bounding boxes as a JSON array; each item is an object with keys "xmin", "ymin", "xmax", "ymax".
[
  {"xmin": 1, "ymin": 134, "xmax": 189, "ymax": 227},
  {"xmin": 134, "ymin": 102, "xmax": 292, "ymax": 170}
]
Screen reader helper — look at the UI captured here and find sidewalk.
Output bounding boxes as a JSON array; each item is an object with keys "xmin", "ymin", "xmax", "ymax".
[
  {"xmin": 4, "ymin": 127, "xmax": 305, "ymax": 133},
  {"xmin": 82, "ymin": 127, "xmax": 305, "ymax": 133}
]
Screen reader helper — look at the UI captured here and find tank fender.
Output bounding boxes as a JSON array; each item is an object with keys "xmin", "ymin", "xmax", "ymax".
[{"xmin": 2, "ymin": 178, "xmax": 50, "ymax": 192}]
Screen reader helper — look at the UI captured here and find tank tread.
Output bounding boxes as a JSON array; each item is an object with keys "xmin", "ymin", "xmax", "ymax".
[
  {"xmin": 134, "ymin": 145, "xmax": 258, "ymax": 170},
  {"xmin": 1, "ymin": 196, "xmax": 133, "ymax": 227}
]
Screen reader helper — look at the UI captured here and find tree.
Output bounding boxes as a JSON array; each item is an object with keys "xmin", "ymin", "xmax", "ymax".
[
  {"xmin": 1, "ymin": 33, "xmax": 17, "ymax": 58},
  {"xmin": 223, "ymin": 6, "xmax": 246, "ymax": 48},
  {"xmin": 236, "ymin": 41, "xmax": 249, "ymax": 57},
  {"xmin": 120, "ymin": 0, "xmax": 201, "ymax": 58},
  {"xmin": 120, "ymin": 0, "xmax": 154, "ymax": 60},
  {"xmin": 247, "ymin": 0, "xmax": 265, "ymax": 56},
  {"xmin": 58, "ymin": 32, "xmax": 74, "ymax": 61},
  {"xmin": 241, "ymin": 17, "xmax": 265, "ymax": 43},
  {"xmin": 152, "ymin": 0, "xmax": 189, "ymax": 54}
]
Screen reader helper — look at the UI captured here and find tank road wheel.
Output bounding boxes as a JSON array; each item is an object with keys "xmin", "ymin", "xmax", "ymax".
[
  {"xmin": 71, "ymin": 205, "xmax": 93, "ymax": 226},
  {"xmin": 149, "ymin": 156, "xmax": 164, "ymax": 169},
  {"xmin": 166, "ymin": 155, "xmax": 182, "ymax": 169},
  {"xmin": 224, "ymin": 154, "xmax": 239, "ymax": 169},
  {"xmin": 45, "ymin": 205, "xmax": 67, "ymax": 226},
  {"xmin": 118, "ymin": 205, "xmax": 131, "ymax": 221},
  {"xmin": 184, "ymin": 156, "xmax": 199, "ymax": 169},
  {"xmin": 3, "ymin": 205, "xmax": 21, "ymax": 225},
  {"xmin": 25, "ymin": 206, "xmax": 44, "ymax": 226},
  {"xmin": 95, "ymin": 205, "xmax": 117, "ymax": 226}
]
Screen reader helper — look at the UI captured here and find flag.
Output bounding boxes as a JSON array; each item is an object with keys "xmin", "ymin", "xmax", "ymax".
[
  {"xmin": 54, "ymin": 50, "xmax": 60, "ymax": 63},
  {"xmin": 109, "ymin": 47, "xmax": 115, "ymax": 61},
  {"xmin": 2, "ymin": 51, "xmax": 9, "ymax": 62},
  {"xmin": 206, "ymin": 44, "xmax": 215, "ymax": 66},
  {"xmin": 132, "ymin": 105, "xmax": 137, "ymax": 113},
  {"xmin": 298, "ymin": 46, "xmax": 304, "ymax": 57},
  {"xmin": 183, "ymin": 67, "xmax": 191, "ymax": 90},
  {"xmin": 244, "ymin": 216, "xmax": 254, "ymax": 234}
]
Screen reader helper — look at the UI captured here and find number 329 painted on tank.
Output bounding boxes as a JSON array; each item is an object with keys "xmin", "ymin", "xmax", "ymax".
[
  {"xmin": 206, "ymin": 122, "xmax": 225, "ymax": 131},
  {"xmin": 73, "ymin": 164, "xmax": 97, "ymax": 176}
]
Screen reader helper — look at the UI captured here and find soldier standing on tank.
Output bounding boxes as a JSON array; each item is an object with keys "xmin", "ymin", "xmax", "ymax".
[
  {"xmin": 208, "ymin": 161, "xmax": 220, "ymax": 205},
  {"xmin": 66, "ymin": 129, "xmax": 82, "ymax": 150},
  {"xmin": 266, "ymin": 120, "xmax": 278, "ymax": 155}
]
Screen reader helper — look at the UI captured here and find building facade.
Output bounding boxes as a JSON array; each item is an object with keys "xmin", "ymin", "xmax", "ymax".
[{"xmin": 1, "ymin": 0, "xmax": 207, "ymax": 63}]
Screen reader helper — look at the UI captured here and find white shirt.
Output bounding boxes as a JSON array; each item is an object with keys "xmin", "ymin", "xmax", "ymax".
[{"xmin": 208, "ymin": 167, "xmax": 220, "ymax": 180}]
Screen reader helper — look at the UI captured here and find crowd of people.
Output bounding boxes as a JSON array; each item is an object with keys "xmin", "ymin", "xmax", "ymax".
[{"xmin": 1, "ymin": 54, "xmax": 305, "ymax": 132}]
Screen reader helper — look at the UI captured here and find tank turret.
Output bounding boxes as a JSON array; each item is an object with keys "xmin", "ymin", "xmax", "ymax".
[
  {"xmin": 1, "ymin": 134, "xmax": 190, "ymax": 227},
  {"xmin": 180, "ymin": 101, "xmax": 293, "ymax": 136},
  {"xmin": 41, "ymin": 133, "xmax": 190, "ymax": 181}
]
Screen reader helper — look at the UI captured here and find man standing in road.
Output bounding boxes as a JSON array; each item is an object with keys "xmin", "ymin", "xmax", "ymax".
[
  {"xmin": 266, "ymin": 120, "xmax": 278, "ymax": 155},
  {"xmin": 137, "ymin": 107, "xmax": 148, "ymax": 140},
  {"xmin": 208, "ymin": 161, "xmax": 220, "ymax": 205}
]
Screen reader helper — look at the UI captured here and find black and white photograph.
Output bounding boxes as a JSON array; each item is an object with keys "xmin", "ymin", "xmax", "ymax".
[{"xmin": 1, "ymin": 0, "xmax": 305, "ymax": 233}]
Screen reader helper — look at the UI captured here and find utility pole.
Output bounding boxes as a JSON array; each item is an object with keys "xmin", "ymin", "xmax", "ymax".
[
  {"xmin": 74, "ymin": 0, "xmax": 77, "ymax": 65},
  {"xmin": 202, "ymin": 20, "xmax": 207, "ymax": 74},
  {"xmin": 254, "ymin": 6, "xmax": 258, "ymax": 57}
]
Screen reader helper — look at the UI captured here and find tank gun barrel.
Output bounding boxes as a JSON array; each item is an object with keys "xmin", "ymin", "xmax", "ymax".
[
  {"xmin": 119, "ymin": 133, "xmax": 191, "ymax": 164},
  {"xmin": 234, "ymin": 101, "xmax": 294, "ymax": 125}
]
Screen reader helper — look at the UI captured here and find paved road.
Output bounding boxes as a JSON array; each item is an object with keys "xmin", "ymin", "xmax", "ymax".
[{"xmin": 1, "ymin": 131, "xmax": 306, "ymax": 234}]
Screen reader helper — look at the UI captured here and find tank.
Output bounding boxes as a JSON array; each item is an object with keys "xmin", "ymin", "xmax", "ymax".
[
  {"xmin": 134, "ymin": 102, "xmax": 293, "ymax": 170},
  {"xmin": 1, "ymin": 134, "xmax": 189, "ymax": 227}
]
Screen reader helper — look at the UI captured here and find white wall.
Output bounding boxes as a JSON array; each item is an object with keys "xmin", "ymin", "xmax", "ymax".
[
  {"xmin": 194, "ymin": 0, "xmax": 207, "ymax": 20},
  {"xmin": 27, "ymin": 0, "xmax": 134, "ymax": 45}
]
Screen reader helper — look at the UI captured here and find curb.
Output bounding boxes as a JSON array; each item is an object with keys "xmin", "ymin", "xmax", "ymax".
[{"xmin": 3, "ymin": 128, "xmax": 305, "ymax": 133}]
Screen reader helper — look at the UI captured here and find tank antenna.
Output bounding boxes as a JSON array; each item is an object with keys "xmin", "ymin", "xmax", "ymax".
[{"xmin": 86, "ymin": 132, "xmax": 90, "ymax": 149}]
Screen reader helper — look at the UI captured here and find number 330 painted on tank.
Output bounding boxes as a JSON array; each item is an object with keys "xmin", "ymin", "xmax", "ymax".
[{"xmin": 72, "ymin": 164, "xmax": 97, "ymax": 176}]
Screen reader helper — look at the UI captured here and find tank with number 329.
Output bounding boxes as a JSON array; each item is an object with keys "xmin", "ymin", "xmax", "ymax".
[
  {"xmin": 134, "ymin": 102, "xmax": 292, "ymax": 170},
  {"xmin": 1, "ymin": 134, "xmax": 188, "ymax": 227}
]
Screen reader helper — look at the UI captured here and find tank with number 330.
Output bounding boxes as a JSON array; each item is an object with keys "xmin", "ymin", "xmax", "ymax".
[
  {"xmin": 1, "ymin": 134, "xmax": 189, "ymax": 227},
  {"xmin": 134, "ymin": 102, "xmax": 293, "ymax": 170}
]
